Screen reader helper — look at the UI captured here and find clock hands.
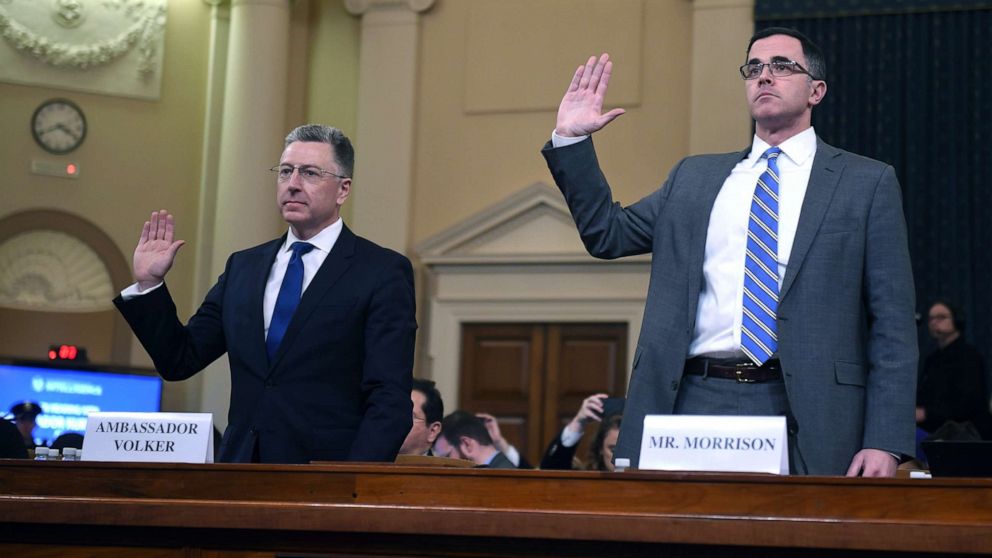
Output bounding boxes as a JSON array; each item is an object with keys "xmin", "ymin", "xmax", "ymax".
[{"xmin": 39, "ymin": 123, "xmax": 80, "ymax": 141}]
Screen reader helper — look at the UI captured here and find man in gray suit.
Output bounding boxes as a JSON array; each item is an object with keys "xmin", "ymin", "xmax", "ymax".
[{"xmin": 542, "ymin": 27, "xmax": 917, "ymax": 476}]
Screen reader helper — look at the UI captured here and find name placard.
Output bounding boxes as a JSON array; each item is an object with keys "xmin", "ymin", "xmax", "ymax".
[
  {"xmin": 82, "ymin": 412, "xmax": 213, "ymax": 463},
  {"xmin": 638, "ymin": 415, "xmax": 787, "ymax": 474}
]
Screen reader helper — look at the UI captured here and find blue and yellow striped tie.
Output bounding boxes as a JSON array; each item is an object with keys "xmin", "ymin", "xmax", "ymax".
[{"xmin": 741, "ymin": 147, "xmax": 782, "ymax": 366}]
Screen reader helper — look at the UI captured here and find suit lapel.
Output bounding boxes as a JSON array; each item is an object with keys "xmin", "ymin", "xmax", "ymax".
[
  {"xmin": 268, "ymin": 224, "xmax": 357, "ymax": 371},
  {"xmin": 779, "ymin": 139, "xmax": 843, "ymax": 302},
  {"xmin": 684, "ymin": 149, "xmax": 750, "ymax": 329},
  {"xmin": 245, "ymin": 237, "xmax": 284, "ymax": 378}
]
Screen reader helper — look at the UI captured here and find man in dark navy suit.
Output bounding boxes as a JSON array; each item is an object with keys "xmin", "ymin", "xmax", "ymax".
[{"xmin": 115, "ymin": 125, "xmax": 416, "ymax": 464}]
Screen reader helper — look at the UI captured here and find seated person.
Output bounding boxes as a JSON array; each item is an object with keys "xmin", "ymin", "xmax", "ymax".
[
  {"xmin": 10, "ymin": 401, "xmax": 43, "ymax": 450},
  {"xmin": 917, "ymin": 299, "xmax": 992, "ymax": 439},
  {"xmin": 0, "ymin": 418, "xmax": 28, "ymax": 459},
  {"xmin": 432, "ymin": 410, "xmax": 516, "ymax": 468},
  {"xmin": 476, "ymin": 412, "xmax": 532, "ymax": 469},
  {"xmin": 397, "ymin": 378, "xmax": 444, "ymax": 456},
  {"xmin": 541, "ymin": 393, "xmax": 622, "ymax": 471}
]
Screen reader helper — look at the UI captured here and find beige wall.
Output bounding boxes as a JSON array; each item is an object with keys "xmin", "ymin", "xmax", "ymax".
[
  {"xmin": 304, "ymin": 0, "xmax": 361, "ymax": 224},
  {"xmin": 0, "ymin": 0, "xmax": 212, "ymax": 329},
  {"xmin": 0, "ymin": 0, "xmax": 755, "ymax": 413},
  {"xmin": 410, "ymin": 0, "xmax": 753, "ymax": 248},
  {"xmin": 0, "ymin": 1, "xmax": 213, "ymax": 412}
]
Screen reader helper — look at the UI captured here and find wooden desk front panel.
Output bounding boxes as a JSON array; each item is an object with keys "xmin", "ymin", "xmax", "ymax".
[{"xmin": 1, "ymin": 461, "xmax": 990, "ymax": 556}]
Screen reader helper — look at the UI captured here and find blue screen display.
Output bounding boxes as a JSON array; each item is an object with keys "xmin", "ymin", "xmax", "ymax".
[{"xmin": 1, "ymin": 362, "xmax": 162, "ymax": 446}]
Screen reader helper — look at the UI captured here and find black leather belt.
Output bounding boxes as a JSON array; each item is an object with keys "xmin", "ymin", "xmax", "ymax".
[{"xmin": 684, "ymin": 357, "xmax": 783, "ymax": 383}]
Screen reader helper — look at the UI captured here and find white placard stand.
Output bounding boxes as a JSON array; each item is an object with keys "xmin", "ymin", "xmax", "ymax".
[
  {"xmin": 638, "ymin": 415, "xmax": 788, "ymax": 474},
  {"xmin": 82, "ymin": 412, "xmax": 213, "ymax": 463}
]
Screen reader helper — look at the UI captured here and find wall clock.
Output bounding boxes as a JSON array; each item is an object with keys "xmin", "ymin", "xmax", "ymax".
[{"xmin": 31, "ymin": 99, "xmax": 87, "ymax": 155}]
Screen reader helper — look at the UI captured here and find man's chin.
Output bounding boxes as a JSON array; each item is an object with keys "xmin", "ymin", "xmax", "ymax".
[{"xmin": 281, "ymin": 207, "xmax": 307, "ymax": 221}]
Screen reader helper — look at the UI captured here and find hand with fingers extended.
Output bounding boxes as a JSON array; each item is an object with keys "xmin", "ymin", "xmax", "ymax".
[
  {"xmin": 476, "ymin": 413, "xmax": 511, "ymax": 454},
  {"xmin": 555, "ymin": 53, "xmax": 626, "ymax": 138},
  {"xmin": 133, "ymin": 210, "xmax": 186, "ymax": 291},
  {"xmin": 566, "ymin": 393, "xmax": 608, "ymax": 434}
]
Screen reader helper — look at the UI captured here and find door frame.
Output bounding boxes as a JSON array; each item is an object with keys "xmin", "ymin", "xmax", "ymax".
[
  {"xmin": 416, "ymin": 183, "xmax": 650, "ymax": 411},
  {"xmin": 425, "ymin": 268, "xmax": 647, "ymax": 413}
]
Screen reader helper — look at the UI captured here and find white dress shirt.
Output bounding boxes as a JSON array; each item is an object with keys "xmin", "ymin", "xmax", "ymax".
[
  {"xmin": 121, "ymin": 219, "xmax": 344, "ymax": 342},
  {"xmin": 262, "ymin": 219, "xmax": 343, "ymax": 340},
  {"xmin": 552, "ymin": 127, "xmax": 818, "ymax": 358}
]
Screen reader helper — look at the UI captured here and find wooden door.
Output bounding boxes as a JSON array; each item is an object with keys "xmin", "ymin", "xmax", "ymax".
[{"xmin": 459, "ymin": 323, "xmax": 627, "ymax": 466}]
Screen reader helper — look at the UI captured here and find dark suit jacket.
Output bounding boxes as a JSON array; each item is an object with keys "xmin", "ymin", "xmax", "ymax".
[
  {"xmin": 484, "ymin": 451, "xmax": 516, "ymax": 469},
  {"xmin": 114, "ymin": 224, "xmax": 416, "ymax": 464},
  {"xmin": 543, "ymin": 137, "xmax": 918, "ymax": 475},
  {"xmin": 539, "ymin": 431, "xmax": 578, "ymax": 470}
]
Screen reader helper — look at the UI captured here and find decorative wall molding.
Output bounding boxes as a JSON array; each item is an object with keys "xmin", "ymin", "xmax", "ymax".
[
  {"xmin": 0, "ymin": 0, "xmax": 168, "ymax": 99},
  {"xmin": 0, "ymin": 229, "xmax": 114, "ymax": 312},
  {"xmin": 417, "ymin": 183, "xmax": 650, "ymax": 408},
  {"xmin": 344, "ymin": 0, "xmax": 435, "ymax": 16}
]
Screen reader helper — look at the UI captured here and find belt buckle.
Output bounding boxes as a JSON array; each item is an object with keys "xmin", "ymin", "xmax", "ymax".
[{"xmin": 734, "ymin": 362, "xmax": 757, "ymax": 383}]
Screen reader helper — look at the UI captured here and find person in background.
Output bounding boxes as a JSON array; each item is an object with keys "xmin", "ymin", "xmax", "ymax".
[
  {"xmin": 433, "ymin": 411, "xmax": 516, "ymax": 468},
  {"xmin": 398, "ymin": 378, "xmax": 444, "ymax": 456},
  {"xmin": 476, "ymin": 412, "xmax": 533, "ymax": 469},
  {"xmin": 9, "ymin": 401, "xmax": 42, "ymax": 450},
  {"xmin": 541, "ymin": 393, "xmax": 622, "ymax": 471},
  {"xmin": 0, "ymin": 417, "xmax": 28, "ymax": 459},
  {"xmin": 917, "ymin": 299, "xmax": 991, "ymax": 439}
]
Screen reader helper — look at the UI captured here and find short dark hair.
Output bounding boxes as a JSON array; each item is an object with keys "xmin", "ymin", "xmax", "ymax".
[
  {"xmin": 412, "ymin": 378, "xmax": 444, "ymax": 424},
  {"xmin": 747, "ymin": 26, "xmax": 826, "ymax": 82},
  {"xmin": 283, "ymin": 124, "xmax": 355, "ymax": 178},
  {"xmin": 440, "ymin": 410, "xmax": 493, "ymax": 447},
  {"xmin": 931, "ymin": 298, "xmax": 966, "ymax": 332}
]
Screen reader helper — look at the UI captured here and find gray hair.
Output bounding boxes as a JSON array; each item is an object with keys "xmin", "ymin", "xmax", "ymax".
[{"xmin": 283, "ymin": 124, "xmax": 354, "ymax": 178}]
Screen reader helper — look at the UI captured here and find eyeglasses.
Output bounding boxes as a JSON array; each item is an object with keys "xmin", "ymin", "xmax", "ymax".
[
  {"xmin": 269, "ymin": 164, "xmax": 349, "ymax": 184},
  {"xmin": 739, "ymin": 60, "xmax": 818, "ymax": 80}
]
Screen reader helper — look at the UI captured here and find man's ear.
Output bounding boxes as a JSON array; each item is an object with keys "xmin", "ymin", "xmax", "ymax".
[
  {"xmin": 336, "ymin": 178, "xmax": 352, "ymax": 206},
  {"xmin": 808, "ymin": 79, "xmax": 827, "ymax": 107},
  {"xmin": 427, "ymin": 422, "xmax": 442, "ymax": 444},
  {"xmin": 459, "ymin": 436, "xmax": 477, "ymax": 458}
]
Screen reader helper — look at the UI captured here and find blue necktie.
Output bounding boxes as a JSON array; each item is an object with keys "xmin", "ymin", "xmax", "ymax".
[
  {"xmin": 741, "ymin": 147, "xmax": 782, "ymax": 366},
  {"xmin": 267, "ymin": 241, "xmax": 315, "ymax": 361}
]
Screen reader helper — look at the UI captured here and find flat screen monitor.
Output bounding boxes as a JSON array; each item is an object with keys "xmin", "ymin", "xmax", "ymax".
[{"xmin": 0, "ymin": 358, "xmax": 162, "ymax": 446}]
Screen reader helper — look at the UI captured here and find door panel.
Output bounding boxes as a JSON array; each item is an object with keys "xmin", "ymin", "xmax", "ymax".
[{"xmin": 460, "ymin": 323, "xmax": 627, "ymax": 466}]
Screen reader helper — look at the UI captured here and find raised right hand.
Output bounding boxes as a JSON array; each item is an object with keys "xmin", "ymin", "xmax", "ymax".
[
  {"xmin": 555, "ymin": 53, "xmax": 626, "ymax": 137},
  {"xmin": 567, "ymin": 393, "xmax": 609, "ymax": 433},
  {"xmin": 133, "ymin": 210, "xmax": 185, "ymax": 290}
]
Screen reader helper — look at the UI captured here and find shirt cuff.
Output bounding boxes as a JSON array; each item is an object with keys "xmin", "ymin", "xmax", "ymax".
[
  {"xmin": 120, "ymin": 281, "xmax": 164, "ymax": 301},
  {"xmin": 503, "ymin": 444, "xmax": 521, "ymax": 467},
  {"xmin": 551, "ymin": 130, "xmax": 589, "ymax": 148},
  {"xmin": 560, "ymin": 425, "xmax": 583, "ymax": 447}
]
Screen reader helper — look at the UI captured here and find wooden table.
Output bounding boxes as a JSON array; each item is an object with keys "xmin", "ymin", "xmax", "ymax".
[{"xmin": 1, "ymin": 459, "xmax": 990, "ymax": 557}]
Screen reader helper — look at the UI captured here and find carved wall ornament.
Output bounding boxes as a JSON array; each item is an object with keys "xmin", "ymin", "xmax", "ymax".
[
  {"xmin": 0, "ymin": 0, "xmax": 167, "ymax": 99},
  {"xmin": 0, "ymin": 230, "xmax": 115, "ymax": 313},
  {"xmin": 53, "ymin": 0, "xmax": 86, "ymax": 29}
]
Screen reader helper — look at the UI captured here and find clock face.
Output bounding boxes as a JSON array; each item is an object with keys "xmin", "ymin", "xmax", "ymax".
[{"xmin": 31, "ymin": 99, "xmax": 87, "ymax": 155}]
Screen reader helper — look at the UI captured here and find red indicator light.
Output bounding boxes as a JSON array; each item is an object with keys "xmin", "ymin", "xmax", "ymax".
[
  {"xmin": 66, "ymin": 163, "xmax": 78, "ymax": 175},
  {"xmin": 47, "ymin": 344, "xmax": 87, "ymax": 362}
]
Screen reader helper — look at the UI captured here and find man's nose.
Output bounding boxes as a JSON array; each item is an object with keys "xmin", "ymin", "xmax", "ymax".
[
  {"xmin": 287, "ymin": 169, "xmax": 304, "ymax": 188},
  {"xmin": 758, "ymin": 65, "xmax": 775, "ymax": 83}
]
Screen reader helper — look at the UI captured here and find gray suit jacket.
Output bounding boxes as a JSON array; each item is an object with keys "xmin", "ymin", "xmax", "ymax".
[{"xmin": 542, "ymin": 136, "xmax": 917, "ymax": 475}]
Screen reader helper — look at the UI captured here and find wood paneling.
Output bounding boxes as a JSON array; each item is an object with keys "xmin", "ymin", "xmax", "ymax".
[
  {"xmin": 460, "ymin": 323, "xmax": 626, "ymax": 465},
  {"xmin": 0, "ymin": 460, "xmax": 990, "ymax": 556}
]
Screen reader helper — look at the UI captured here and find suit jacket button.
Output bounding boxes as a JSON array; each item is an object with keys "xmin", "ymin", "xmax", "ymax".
[{"xmin": 670, "ymin": 380, "xmax": 679, "ymax": 390}]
